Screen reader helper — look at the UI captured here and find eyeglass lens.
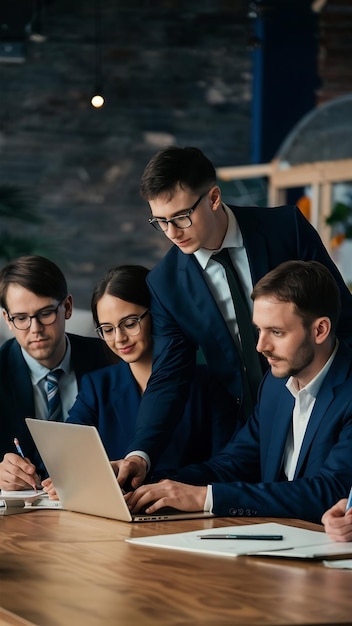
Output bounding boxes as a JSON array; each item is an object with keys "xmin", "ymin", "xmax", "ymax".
[
  {"xmin": 149, "ymin": 192, "xmax": 206, "ymax": 232},
  {"xmin": 9, "ymin": 303, "xmax": 62, "ymax": 330}
]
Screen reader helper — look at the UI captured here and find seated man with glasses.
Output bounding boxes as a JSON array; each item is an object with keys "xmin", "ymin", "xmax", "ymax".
[{"xmin": 0, "ymin": 255, "xmax": 112, "ymax": 491}]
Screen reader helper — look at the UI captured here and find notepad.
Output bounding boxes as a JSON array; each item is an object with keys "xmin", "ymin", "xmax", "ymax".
[
  {"xmin": 0, "ymin": 489, "xmax": 62, "ymax": 514},
  {"xmin": 1, "ymin": 489, "xmax": 46, "ymax": 501},
  {"xmin": 126, "ymin": 522, "xmax": 352, "ymax": 559},
  {"xmin": 323, "ymin": 559, "xmax": 352, "ymax": 569}
]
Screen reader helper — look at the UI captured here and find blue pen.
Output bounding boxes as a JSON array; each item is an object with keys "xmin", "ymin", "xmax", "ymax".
[
  {"xmin": 14, "ymin": 437, "xmax": 25, "ymax": 458},
  {"xmin": 14, "ymin": 438, "xmax": 39, "ymax": 491},
  {"xmin": 346, "ymin": 486, "xmax": 352, "ymax": 512},
  {"xmin": 198, "ymin": 534, "xmax": 283, "ymax": 540}
]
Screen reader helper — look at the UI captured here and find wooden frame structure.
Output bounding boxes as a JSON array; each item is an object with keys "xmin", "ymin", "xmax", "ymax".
[{"xmin": 217, "ymin": 158, "xmax": 352, "ymax": 250}]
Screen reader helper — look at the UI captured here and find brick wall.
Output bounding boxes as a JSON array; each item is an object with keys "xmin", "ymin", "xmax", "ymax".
[
  {"xmin": 0, "ymin": 0, "xmax": 252, "ymax": 307},
  {"xmin": 0, "ymin": 0, "xmax": 350, "ymax": 307},
  {"xmin": 317, "ymin": 0, "xmax": 352, "ymax": 104}
]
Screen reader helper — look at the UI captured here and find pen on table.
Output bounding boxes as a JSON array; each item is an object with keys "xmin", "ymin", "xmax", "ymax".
[
  {"xmin": 197, "ymin": 534, "xmax": 283, "ymax": 540},
  {"xmin": 345, "ymin": 486, "xmax": 352, "ymax": 512},
  {"xmin": 13, "ymin": 437, "xmax": 38, "ymax": 492}
]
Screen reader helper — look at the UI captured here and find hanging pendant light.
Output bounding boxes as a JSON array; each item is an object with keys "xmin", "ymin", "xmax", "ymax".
[{"xmin": 91, "ymin": 0, "xmax": 104, "ymax": 108}]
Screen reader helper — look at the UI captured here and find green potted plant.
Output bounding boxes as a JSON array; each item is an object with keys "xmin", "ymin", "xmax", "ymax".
[{"xmin": 326, "ymin": 201, "xmax": 352, "ymax": 249}]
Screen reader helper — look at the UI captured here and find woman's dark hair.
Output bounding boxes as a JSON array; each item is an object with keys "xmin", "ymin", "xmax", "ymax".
[
  {"xmin": 91, "ymin": 265, "xmax": 150, "ymax": 327},
  {"xmin": 0, "ymin": 255, "xmax": 68, "ymax": 309}
]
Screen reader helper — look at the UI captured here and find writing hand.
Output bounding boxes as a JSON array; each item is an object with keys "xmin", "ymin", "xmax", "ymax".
[
  {"xmin": 321, "ymin": 498, "xmax": 352, "ymax": 542},
  {"xmin": 0, "ymin": 452, "xmax": 40, "ymax": 491}
]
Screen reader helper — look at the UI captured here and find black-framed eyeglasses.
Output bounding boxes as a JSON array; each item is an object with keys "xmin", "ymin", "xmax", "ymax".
[
  {"xmin": 148, "ymin": 191, "xmax": 208, "ymax": 232},
  {"xmin": 95, "ymin": 309, "xmax": 150, "ymax": 342},
  {"xmin": 7, "ymin": 298, "xmax": 66, "ymax": 331}
]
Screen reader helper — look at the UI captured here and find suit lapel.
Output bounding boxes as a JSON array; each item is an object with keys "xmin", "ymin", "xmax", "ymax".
[
  {"xmin": 293, "ymin": 385, "xmax": 334, "ymax": 478},
  {"xmin": 294, "ymin": 343, "xmax": 349, "ymax": 478},
  {"xmin": 180, "ymin": 253, "xmax": 232, "ymax": 337},
  {"xmin": 11, "ymin": 341, "xmax": 35, "ymax": 418},
  {"xmin": 263, "ymin": 388, "xmax": 294, "ymax": 481},
  {"xmin": 232, "ymin": 207, "xmax": 271, "ymax": 285},
  {"xmin": 176, "ymin": 208, "xmax": 270, "ymax": 329},
  {"xmin": 172, "ymin": 254, "xmax": 246, "ymax": 400},
  {"xmin": 110, "ymin": 364, "xmax": 141, "ymax": 437}
]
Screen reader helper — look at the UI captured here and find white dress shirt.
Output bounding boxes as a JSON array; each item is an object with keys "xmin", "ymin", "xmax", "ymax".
[
  {"xmin": 283, "ymin": 341, "xmax": 338, "ymax": 480},
  {"xmin": 194, "ymin": 203, "xmax": 253, "ymax": 341}
]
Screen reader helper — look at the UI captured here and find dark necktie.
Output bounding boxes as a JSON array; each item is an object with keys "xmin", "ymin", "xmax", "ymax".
[
  {"xmin": 213, "ymin": 248, "xmax": 263, "ymax": 418},
  {"xmin": 46, "ymin": 369, "xmax": 64, "ymax": 422}
]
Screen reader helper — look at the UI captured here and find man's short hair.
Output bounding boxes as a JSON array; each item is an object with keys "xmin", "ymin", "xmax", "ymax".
[
  {"xmin": 251, "ymin": 260, "xmax": 341, "ymax": 334},
  {"xmin": 140, "ymin": 145, "xmax": 216, "ymax": 201},
  {"xmin": 0, "ymin": 255, "xmax": 68, "ymax": 309}
]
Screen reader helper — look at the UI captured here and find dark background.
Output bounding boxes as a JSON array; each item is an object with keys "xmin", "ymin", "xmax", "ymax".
[{"xmin": 0, "ymin": 0, "xmax": 350, "ymax": 307}]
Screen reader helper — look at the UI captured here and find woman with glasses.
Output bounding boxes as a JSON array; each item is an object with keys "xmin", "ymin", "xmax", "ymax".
[{"xmin": 61, "ymin": 264, "xmax": 230, "ymax": 476}]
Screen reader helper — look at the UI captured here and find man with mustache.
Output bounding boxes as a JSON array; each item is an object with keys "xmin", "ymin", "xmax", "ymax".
[{"xmin": 126, "ymin": 260, "xmax": 352, "ymax": 524}]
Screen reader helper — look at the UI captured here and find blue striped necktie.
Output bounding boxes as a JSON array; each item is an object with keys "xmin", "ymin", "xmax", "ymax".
[{"xmin": 46, "ymin": 369, "xmax": 64, "ymax": 422}]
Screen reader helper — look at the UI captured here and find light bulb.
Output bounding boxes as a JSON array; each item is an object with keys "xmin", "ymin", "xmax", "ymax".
[{"xmin": 91, "ymin": 94, "xmax": 105, "ymax": 108}]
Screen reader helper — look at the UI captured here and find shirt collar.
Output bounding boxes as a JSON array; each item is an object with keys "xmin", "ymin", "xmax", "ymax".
[
  {"xmin": 21, "ymin": 335, "xmax": 72, "ymax": 385},
  {"xmin": 194, "ymin": 203, "xmax": 243, "ymax": 270},
  {"xmin": 286, "ymin": 339, "xmax": 339, "ymax": 399}
]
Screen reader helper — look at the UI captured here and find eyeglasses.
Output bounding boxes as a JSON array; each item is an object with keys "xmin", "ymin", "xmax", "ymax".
[
  {"xmin": 7, "ymin": 298, "xmax": 66, "ymax": 330},
  {"xmin": 148, "ymin": 191, "xmax": 207, "ymax": 232},
  {"xmin": 95, "ymin": 309, "xmax": 150, "ymax": 342}
]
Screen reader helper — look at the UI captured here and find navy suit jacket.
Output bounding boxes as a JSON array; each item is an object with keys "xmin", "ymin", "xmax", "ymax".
[
  {"xmin": 0, "ymin": 333, "xmax": 110, "ymax": 469},
  {"xmin": 168, "ymin": 341, "xmax": 352, "ymax": 524},
  {"xmin": 129, "ymin": 205, "xmax": 352, "ymax": 464},
  {"xmin": 66, "ymin": 361, "xmax": 232, "ymax": 474}
]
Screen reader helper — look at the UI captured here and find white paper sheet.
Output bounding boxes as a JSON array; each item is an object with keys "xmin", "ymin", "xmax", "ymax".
[
  {"xmin": 323, "ymin": 559, "xmax": 352, "ymax": 569},
  {"xmin": 126, "ymin": 522, "xmax": 352, "ymax": 560}
]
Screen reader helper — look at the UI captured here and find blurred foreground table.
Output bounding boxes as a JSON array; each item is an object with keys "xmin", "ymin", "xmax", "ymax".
[{"xmin": 0, "ymin": 510, "xmax": 351, "ymax": 626}]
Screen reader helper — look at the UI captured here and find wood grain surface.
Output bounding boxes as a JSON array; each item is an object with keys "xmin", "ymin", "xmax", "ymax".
[{"xmin": 0, "ymin": 511, "xmax": 350, "ymax": 626}]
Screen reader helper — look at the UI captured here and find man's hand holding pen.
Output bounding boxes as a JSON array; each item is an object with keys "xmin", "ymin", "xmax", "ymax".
[
  {"xmin": 0, "ymin": 439, "xmax": 42, "ymax": 491},
  {"xmin": 0, "ymin": 452, "xmax": 40, "ymax": 490}
]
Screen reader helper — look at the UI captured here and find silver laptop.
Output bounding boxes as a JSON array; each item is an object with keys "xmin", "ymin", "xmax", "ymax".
[{"xmin": 25, "ymin": 418, "xmax": 214, "ymax": 522}]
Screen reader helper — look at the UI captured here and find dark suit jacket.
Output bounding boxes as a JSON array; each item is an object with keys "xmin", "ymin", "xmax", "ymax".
[
  {"xmin": 167, "ymin": 341, "xmax": 352, "ymax": 524},
  {"xmin": 0, "ymin": 333, "xmax": 110, "ymax": 469},
  {"xmin": 66, "ymin": 360, "xmax": 232, "ymax": 474},
  {"xmin": 129, "ymin": 205, "xmax": 352, "ymax": 465}
]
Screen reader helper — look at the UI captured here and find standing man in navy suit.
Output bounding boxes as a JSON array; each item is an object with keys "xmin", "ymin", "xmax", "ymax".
[
  {"xmin": 117, "ymin": 146, "xmax": 352, "ymax": 489},
  {"xmin": 0, "ymin": 255, "xmax": 111, "ymax": 491},
  {"xmin": 126, "ymin": 261, "xmax": 352, "ymax": 524}
]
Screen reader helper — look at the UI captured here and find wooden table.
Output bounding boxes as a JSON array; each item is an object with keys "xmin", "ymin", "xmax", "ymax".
[{"xmin": 0, "ymin": 510, "xmax": 351, "ymax": 626}]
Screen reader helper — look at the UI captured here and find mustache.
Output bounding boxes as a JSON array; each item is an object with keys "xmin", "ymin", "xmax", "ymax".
[{"xmin": 262, "ymin": 351, "xmax": 282, "ymax": 360}]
